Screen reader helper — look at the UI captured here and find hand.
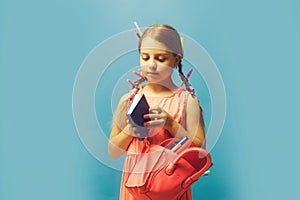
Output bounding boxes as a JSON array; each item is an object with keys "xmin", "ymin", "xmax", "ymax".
[
  {"xmin": 143, "ymin": 106, "xmax": 174, "ymax": 131},
  {"xmin": 124, "ymin": 120, "xmax": 146, "ymax": 139}
]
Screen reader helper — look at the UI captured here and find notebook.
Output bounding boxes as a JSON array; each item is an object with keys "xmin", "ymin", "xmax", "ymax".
[{"xmin": 126, "ymin": 93, "xmax": 150, "ymax": 140}]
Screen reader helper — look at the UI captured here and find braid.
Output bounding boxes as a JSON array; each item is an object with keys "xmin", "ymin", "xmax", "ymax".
[
  {"xmin": 178, "ymin": 60, "xmax": 184, "ymax": 76},
  {"xmin": 177, "ymin": 60, "xmax": 195, "ymax": 96},
  {"xmin": 178, "ymin": 60, "xmax": 204, "ymax": 129}
]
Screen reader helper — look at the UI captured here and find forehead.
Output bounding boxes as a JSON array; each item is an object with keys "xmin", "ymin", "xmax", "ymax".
[{"xmin": 140, "ymin": 37, "xmax": 171, "ymax": 53}]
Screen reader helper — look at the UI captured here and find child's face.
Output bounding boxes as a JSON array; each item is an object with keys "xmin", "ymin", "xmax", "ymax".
[{"xmin": 140, "ymin": 37, "xmax": 180, "ymax": 84}]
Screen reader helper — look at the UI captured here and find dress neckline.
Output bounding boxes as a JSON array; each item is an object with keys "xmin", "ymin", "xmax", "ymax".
[{"xmin": 142, "ymin": 87, "xmax": 183, "ymax": 98}]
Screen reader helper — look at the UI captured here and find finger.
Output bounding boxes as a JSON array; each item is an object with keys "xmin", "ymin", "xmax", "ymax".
[
  {"xmin": 134, "ymin": 129, "xmax": 140, "ymax": 134},
  {"xmin": 124, "ymin": 124, "xmax": 136, "ymax": 135},
  {"xmin": 149, "ymin": 106, "xmax": 163, "ymax": 113},
  {"xmin": 144, "ymin": 113, "xmax": 165, "ymax": 119},
  {"xmin": 144, "ymin": 119, "xmax": 165, "ymax": 127}
]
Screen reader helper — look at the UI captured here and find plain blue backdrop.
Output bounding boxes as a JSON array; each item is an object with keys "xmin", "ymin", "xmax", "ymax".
[{"xmin": 1, "ymin": 0, "xmax": 299, "ymax": 199}]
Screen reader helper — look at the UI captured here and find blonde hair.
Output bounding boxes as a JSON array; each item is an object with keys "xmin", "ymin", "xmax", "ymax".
[{"xmin": 138, "ymin": 24, "xmax": 183, "ymax": 57}]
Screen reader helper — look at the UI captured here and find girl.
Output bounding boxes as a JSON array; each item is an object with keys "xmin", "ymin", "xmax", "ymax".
[{"xmin": 108, "ymin": 24, "xmax": 206, "ymax": 200}]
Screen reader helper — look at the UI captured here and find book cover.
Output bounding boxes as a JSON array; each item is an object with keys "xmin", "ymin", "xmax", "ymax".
[{"xmin": 126, "ymin": 93, "xmax": 150, "ymax": 140}]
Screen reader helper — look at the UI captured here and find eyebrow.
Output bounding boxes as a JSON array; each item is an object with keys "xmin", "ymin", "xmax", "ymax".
[{"xmin": 140, "ymin": 52, "xmax": 171, "ymax": 56}]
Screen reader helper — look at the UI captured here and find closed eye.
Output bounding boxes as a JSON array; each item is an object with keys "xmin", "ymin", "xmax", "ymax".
[
  {"xmin": 141, "ymin": 54, "xmax": 149, "ymax": 61},
  {"xmin": 140, "ymin": 53, "xmax": 170, "ymax": 62},
  {"xmin": 156, "ymin": 56, "xmax": 166, "ymax": 62}
]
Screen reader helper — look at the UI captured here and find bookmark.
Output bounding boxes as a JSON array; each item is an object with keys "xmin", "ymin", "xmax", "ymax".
[{"xmin": 134, "ymin": 21, "xmax": 143, "ymax": 38}]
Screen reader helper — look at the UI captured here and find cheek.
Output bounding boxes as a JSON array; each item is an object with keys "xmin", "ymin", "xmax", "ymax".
[
  {"xmin": 160, "ymin": 65, "xmax": 174, "ymax": 75},
  {"xmin": 140, "ymin": 59, "xmax": 149, "ymax": 69}
]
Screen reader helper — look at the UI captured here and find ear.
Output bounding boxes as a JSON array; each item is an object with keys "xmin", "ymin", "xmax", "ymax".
[{"xmin": 174, "ymin": 55, "xmax": 181, "ymax": 67}]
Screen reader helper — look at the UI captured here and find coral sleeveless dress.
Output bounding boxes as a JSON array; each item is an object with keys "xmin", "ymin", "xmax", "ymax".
[{"xmin": 120, "ymin": 89, "xmax": 192, "ymax": 200}]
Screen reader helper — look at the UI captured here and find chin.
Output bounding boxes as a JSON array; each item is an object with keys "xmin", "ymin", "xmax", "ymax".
[
  {"xmin": 146, "ymin": 79, "xmax": 159, "ymax": 83},
  {"xmin": 146, "ymin": 79, "xmax": 167, "ymax": 85}
]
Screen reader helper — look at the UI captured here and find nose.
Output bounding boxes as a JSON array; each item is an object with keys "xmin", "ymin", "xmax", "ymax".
[{"xmin": 148, "ymin": 58, "xmax": 157, "ymax": 71}]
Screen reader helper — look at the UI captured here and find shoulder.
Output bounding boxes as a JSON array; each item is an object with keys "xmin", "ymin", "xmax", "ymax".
[
  {"xmin": 176, "ymin": 89, "xmax": 201, "ymax": 113},
  {"xmin": 120, "ymin": 92, "xmax": 131, "ymax": 102},
  {"xmin": 117, "ymin": 92, "xmax": 131, "ymax": 107},
  {"xmin": 178, "ymin": 89, "xmax": 199, "ymax": 107}
]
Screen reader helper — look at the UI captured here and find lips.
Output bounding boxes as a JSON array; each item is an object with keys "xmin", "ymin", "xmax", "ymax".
[{"xmin": 147, "ymin": 72, "xmax": 159, "ymax": 75}]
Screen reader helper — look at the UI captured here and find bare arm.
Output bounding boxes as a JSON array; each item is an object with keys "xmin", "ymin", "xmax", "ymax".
[
  {"xmin": 108, "ymin": 93, "xmax": 134, "ymax": 160},
  {"xmin": 183, "ymin": 94, "xmax": 205, "ymax": 146}
]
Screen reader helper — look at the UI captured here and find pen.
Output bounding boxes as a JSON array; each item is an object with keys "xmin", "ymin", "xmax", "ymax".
[{"xmin": 170, "ymin": 136, "xmax": 188, "ymax": 152}]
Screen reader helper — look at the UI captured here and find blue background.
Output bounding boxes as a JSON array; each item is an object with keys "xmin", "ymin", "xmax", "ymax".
[{"xmin": 1, "ymin": 0, "xmax": 299, "ymax": 199}]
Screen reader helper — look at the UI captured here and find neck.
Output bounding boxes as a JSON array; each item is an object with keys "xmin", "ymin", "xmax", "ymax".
[{"xmin": 144, "ymin": 80, "xmax": 178, "ymax": 95}]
